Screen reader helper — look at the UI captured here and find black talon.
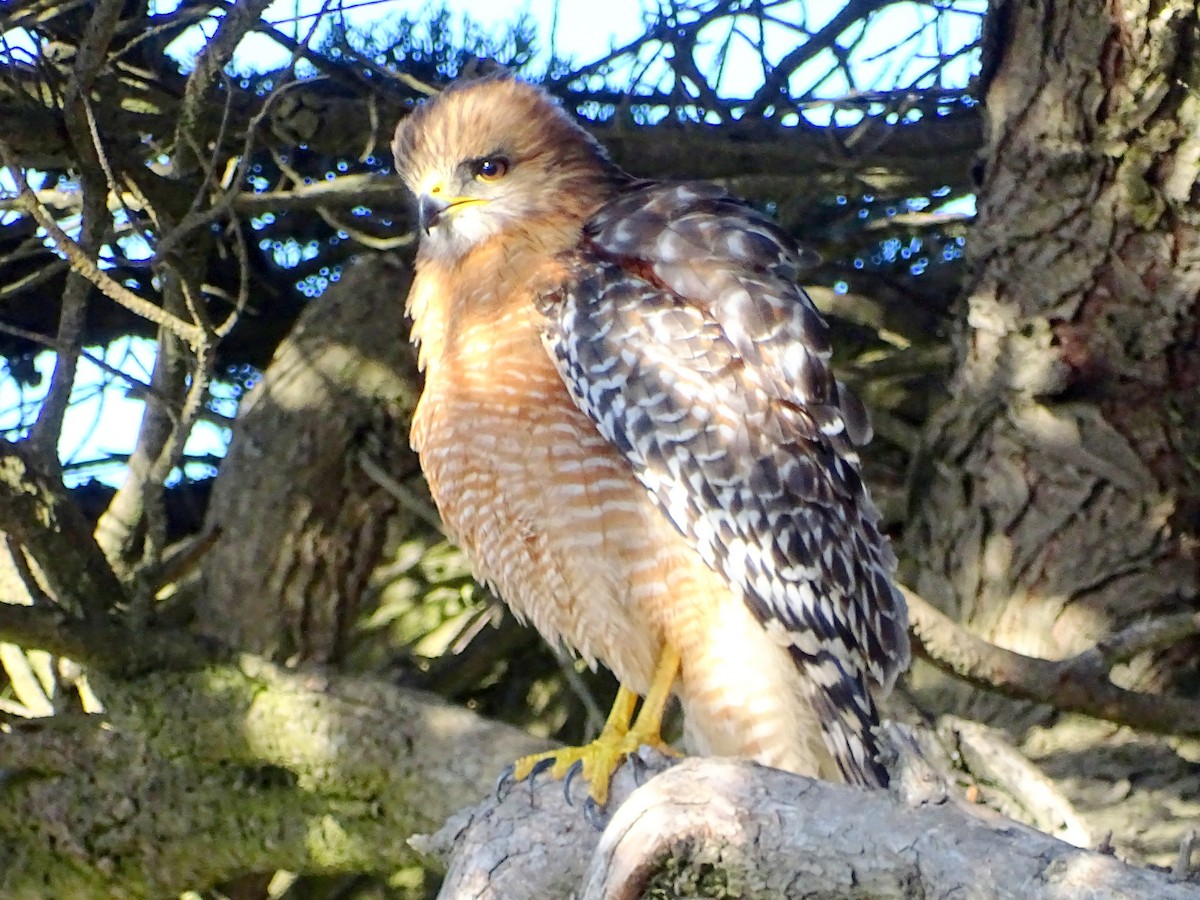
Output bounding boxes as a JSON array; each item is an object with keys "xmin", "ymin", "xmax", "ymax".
[
  {"xmin": 629, "ymin": 750, "xmax": 648, "ymax": 787},
  {"xmin": 563, "ymin": 759, "xmax": 584, "ymax": 806},
  {"xmin": 495, "ymin": 764, "xmax": 516, "ymax": 800},
  {"xmin": 526, "ymin": 757, "xmax": 555, "ymax": 789},
  {"xmin": 583, "ymin": 795, "xmax": 608, "ymax": 830}
]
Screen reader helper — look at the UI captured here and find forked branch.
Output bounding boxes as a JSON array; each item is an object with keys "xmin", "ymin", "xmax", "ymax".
[{"xmin": 903, "ymin": 586, "xmax": 1200, "ymax": 736}]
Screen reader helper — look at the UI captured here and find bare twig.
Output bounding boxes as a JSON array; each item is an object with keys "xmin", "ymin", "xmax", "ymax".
[
  {"xmin": 939, "ymin": 715, "xmax": 1092, "ymax": 848},
  {"xmin": 1175, "ymin": 830, "xmax": 1197, "ymax": 881},
  {"xmin": 0, "ymin": 254, "xmax": 69, "ymax": 301},
  {"xmin": 0, "ymin": 322, "xmax": 150, "ymax": 397},
  {"xmin": 82, "ymin": 0, "xmax": 259, "ymax": 584},
  {"xmin": 356, "ymin": 451, "xmax": 445, "ymax": 535},
  {"xmin": 24, "ymin": 250, "xmax": 87, "ymax": 468},
  {"xmin": 154, "ymin": 3, "xmax": 340, "ymax": 264},
  {"xmin": 553, "ymin": 648, "xmax": 607, "ymax": 739},
  {"xmin": 147, "ymin": 527, "xmax": 222, "ymax": 597},
  {"xmin": 0, "ymin": 322, "xmax": 232, "ymax": 436},
  {"xmin": 747, "ymin": 0, "xmax": 889, "ymax": 116},
  {"xmin": 213, "ymin": 215, "xmax": 251, "ymax": 339},
  {"xmin": 93, "ymin": 318, "xmax": 215, "ymax": 585},
  {"xmin": 20, "ymin": 0, "xmax": 134, "ymax": 467},
  {"xmin": 1067, "ymin": 611, "xmax": 1200, "ymax": 677},
  {"xmin": 229, "ymin": 172, "xmax": 406, "ymax": 214},
  {"xmin": 13, "ymin": 195, "xmax": 198, "ymax": 339},
  {"xmin": 0, "ymin": 143, "xmax": 205, "ymax": 348},
  {"xmin": 314, "ymin": 205, "xmax": 415, "ymax": 250}
]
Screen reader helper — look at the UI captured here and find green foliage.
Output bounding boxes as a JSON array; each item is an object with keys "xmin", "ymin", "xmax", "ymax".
[{"xmin": 316, "ymin": 4, "xmax": 541, "ymax": 81}]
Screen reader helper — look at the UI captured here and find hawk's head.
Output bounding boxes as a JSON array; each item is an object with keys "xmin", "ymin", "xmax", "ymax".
[{"xmin": 392, "ymin": 75, "xmax": 622, "ymax": 261}]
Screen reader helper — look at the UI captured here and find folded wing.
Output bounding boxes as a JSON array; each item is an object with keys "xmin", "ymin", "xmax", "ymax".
[{"xmin": 538, "ymin": 181, "xmax": 910, "ymax": 785}]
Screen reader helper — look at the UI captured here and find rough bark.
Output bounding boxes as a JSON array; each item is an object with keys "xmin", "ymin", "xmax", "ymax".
[
  {"xmin": 905, "ymin": 0, "xmax": 1200, "ymax": 863},
  {"xmin": 0, "ymin": 656, "xmax": 549, "ymax": 899},
  {"xmin": 424, "ymin": 754, "xmax": 1200, "ymax": 899},
  {"xmin": 197, "ymin": 255, "xmax": 422, "ymax": 662}
]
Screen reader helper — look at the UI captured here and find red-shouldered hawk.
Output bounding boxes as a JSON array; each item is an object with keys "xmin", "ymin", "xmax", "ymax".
[{"xmin": 392, "ymin": 75, "xmax": 909, "ymax": 804}]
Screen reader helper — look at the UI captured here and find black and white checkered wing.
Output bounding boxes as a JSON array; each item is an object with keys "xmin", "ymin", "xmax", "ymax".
[{"xmin": 538, "ymin": 182, "xmax": 910, "ymax": 786}]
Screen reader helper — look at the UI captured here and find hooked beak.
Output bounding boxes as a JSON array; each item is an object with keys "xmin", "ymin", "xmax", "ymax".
[
  {"xmin": 418, "ymin": 194, "xmax": 448, "ymax": 233},
  {"xmin": 417, "ymin": 194, "xmax": 487, "ymax": 233}
]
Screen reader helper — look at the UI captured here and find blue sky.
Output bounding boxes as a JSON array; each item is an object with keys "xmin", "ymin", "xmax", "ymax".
[
  {"xmin": 163, "ymin": 0, "xmax": 982, "ymax": 122},
  {"xmin": 162, "ymin": 0, "xmax": 653, "ymax": 79},
  {"xmin": 0, "ymin": 1, "xmax": 982, "ymax": 485}
]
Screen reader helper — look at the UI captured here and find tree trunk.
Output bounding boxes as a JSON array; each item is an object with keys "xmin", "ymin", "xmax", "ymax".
[
  {"xmin": 905, "ymin": 0, "xmax": 1200, "ymax": 863},
  {"xmin": 197, "ymin": 255, "xmax": 424, "ymax": 663}
]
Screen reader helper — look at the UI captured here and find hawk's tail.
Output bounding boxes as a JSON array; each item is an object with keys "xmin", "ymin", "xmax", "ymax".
[{"xmin": 797, "ymin": 652, "xmax": 889, "ymax": 788}]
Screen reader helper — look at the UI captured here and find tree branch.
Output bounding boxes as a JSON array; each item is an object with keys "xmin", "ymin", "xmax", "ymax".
[
  {"xmin": 745, "ymin": 0, "xmax": 889, "ymax": 117},
  {"xmin": 903, "ymin": 586, "xmax": 1200, "ymax": 737},
  {"xmin": 584, "ymin": 761, "xmax": 1199, "ymax": 900},
  {"xmin": 426, "ymin": 752, "xmax": 1200, "ymax": 899},
  {"xmin": 23, "ymin": 0, "xmax": 125, "ymax": 469},
  {"xmin": 938, "ymin": 715, "xmax": 1093, "ymax": 848},
  {"xmin": 0, "ymin": 439, "xmax": 219, "ymax": 674},
  {"xmin": 0, "ymin": 657, "xmax": 551, "ymax": 897},
  {"xmin": 0, "ymin": 141, "xmax": 206, "ymax": 348},
  {"xmin": 0, "ymin": 440, "xmax": 127, "ymax": 626},
  {"xmin": 173, "ymin": 0, "xmax": 275, "ymax": 174},
  {"xmin": 0, "ymin": 601, "xmax": 219, "ymax": 675}
]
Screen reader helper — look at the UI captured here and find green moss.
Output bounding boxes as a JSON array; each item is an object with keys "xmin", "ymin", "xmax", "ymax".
[{"xmin": 641, "ymin": 844, "xmax": 757, "ymax": 900}]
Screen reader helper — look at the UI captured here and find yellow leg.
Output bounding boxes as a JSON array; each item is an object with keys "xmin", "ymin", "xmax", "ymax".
[
  {"xmin": 628, "ymin": 643, "xmax": 680, "ymax": 750},
  {"xmin": 509, "ymin": 644, "xmax": 682, "ymax": 807}
]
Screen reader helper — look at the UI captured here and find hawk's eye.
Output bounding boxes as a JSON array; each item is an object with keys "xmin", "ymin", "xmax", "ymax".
[{"xmin": 471, "ymin": 156, "xmax": 510, "ymax": 182}]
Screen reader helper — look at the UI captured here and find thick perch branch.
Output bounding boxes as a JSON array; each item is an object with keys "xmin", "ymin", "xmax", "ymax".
[
  {"xmin": 427, "ymin": 755, "xmax": 1200, "ymax": 899},
  {"xmin": 584, "ymin": 761, "xmax": 1199, "ymax": 900}
]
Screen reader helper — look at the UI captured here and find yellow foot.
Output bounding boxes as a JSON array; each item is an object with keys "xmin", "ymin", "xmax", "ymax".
[
  {"xmin": 509, "ymin": 722, "xmax": 679, "ymax": 807},
  {"xmin": 503, "ymin": 645, "xmax": 683, "ymax": 809}
]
